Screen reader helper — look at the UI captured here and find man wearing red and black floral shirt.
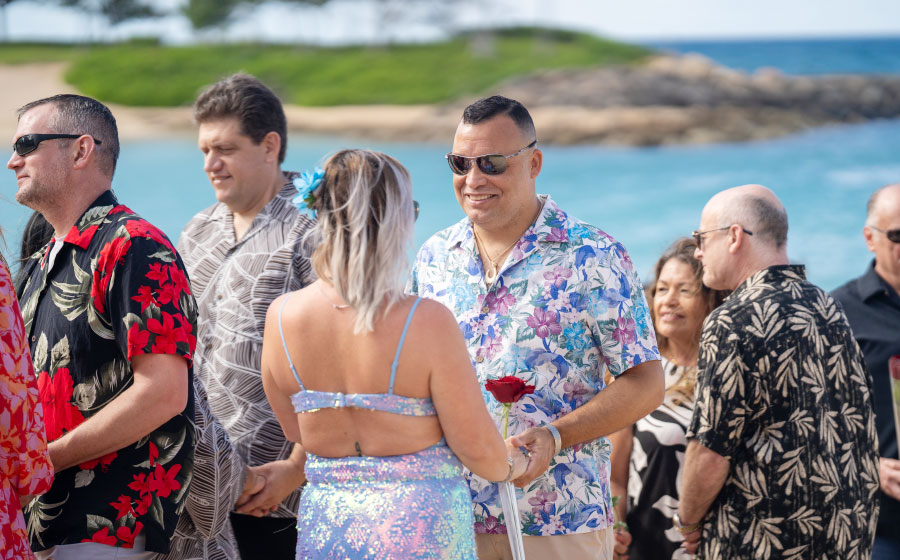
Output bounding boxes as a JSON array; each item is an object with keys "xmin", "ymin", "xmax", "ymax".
[{"xmin": 8, "ymin": 94, "xmax": 195, "ymax": 557}]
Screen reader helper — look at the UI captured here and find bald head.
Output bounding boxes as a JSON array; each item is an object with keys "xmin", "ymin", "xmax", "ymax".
[
  {"xmin": 704, "ymin": 184, "xmax": 788, "ymax": 249},
  {"xmin": 867, "ymin": 183, "xmax": 900, "ymax": 224}
]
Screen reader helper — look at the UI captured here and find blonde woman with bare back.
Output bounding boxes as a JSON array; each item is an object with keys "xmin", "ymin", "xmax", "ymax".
[{"xmin": 260, "ymin": 149, "xmax": 527, "ymax": 559}]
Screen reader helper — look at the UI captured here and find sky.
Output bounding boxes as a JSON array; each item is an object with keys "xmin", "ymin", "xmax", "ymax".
[{"xmin": 3, "ymin": 0, "xmax": 900, "ymax": 45}]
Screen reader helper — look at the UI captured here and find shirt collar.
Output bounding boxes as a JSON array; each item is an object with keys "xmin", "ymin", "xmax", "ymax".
[
  {"xmin": 62, "ymin": 190, "xmax": 121, "ymax": 249},
  {"xmin": 857, "ymin": 259, "xmax": 895, "ymax": 301},
  {"xmin": 447, "ymin": 194, "xmax": 569, "ymax": 252},
  {"xmin": 731, "ymin": 264, "xmax": 807, "ymax": 299},
  {"xmin": 209, "ymin": 171, "xmax": 300, "ymax": 224}
]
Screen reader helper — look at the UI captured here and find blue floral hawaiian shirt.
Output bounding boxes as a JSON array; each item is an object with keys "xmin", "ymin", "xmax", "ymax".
[{"xmin": 409, "ymin": 195, "xmax": 660, "ymax": 536}]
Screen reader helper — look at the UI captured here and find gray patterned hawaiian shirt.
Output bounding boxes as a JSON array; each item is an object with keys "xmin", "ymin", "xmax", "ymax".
[
  {"xmin": 687, "ymin": 265, "xmax": 880, "ymax": 559},
  {"xmin": 177, "ymin": 174, "xmax": 315, "ymax": 518}
]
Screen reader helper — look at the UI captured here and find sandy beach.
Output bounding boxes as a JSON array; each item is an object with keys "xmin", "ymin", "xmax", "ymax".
[{"xmin": 0, "ymin": 62, "xmax": 462, "ymax": 142}]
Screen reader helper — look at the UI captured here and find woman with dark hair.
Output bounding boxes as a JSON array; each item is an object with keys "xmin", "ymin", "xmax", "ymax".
[
  {"xmin": 15, "ymin": 211, "xmax": 54, "ymax": 290},
  {"xmin": 609, "ymin": 238, "xmax": 728, "ymax": 560},
  {"xmin": 261, "ymin": 149, "xmax": 527, "ymax": 559}
]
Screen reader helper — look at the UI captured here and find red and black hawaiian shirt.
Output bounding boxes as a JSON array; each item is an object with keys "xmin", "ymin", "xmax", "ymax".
[{"xmin": 17, "ymin": 191, "xmax": 197, "ymax": 553}]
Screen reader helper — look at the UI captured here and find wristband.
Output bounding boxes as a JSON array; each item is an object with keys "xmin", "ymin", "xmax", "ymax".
[
  {"xmin": 544, "ymin": 423, "xmax": 562, "ymax": 455},
  {"xmin": 502, "ymin": 456, "xmax": 516, "ymax": 482},
  {"xmin": 672, "ymin": 512, "xmax": 702, "ymax": 535}
]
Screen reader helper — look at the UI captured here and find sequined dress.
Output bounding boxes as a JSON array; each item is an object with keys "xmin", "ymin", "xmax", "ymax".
[{"xmin": 278, "ymin": 297, "xmax": 478, "ymax": 559}]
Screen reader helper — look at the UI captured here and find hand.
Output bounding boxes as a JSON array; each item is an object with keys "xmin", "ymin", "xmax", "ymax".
[
  {"xmin": 235, "ymin": 456, "xmax": 306, "ymax": 517},
  {"xmin": 613, "ymin": 528, "xmax": 631, "ymax": 560},
  {"xmin": 235, "ymin": 466, "xmax": 266, "ymax": 509},
  {"xmin": 19, "ymin": 494, "xmax": 35, "ymax": 509},
  {"xmin": 681, "ymin": 527, "xmax": 701, "ymax": 555},
  {"xmin": 880, "ymin": 457, "xmax": 900, "ymax": 501},
  {"xmin": 505, "ymin": 441, "xmax": 529, "ymax": 481},
  {"xmin": 506, "ymin": 426, "xmax": 556, "ymax": 488}
]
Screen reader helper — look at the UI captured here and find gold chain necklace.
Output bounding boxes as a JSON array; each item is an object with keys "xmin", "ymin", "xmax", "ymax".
[
  {"xmin": 472, "ymin": 198, "xmax": 545, "ymax": 285},
  {"xmin": 472, "ymin": 228, "xmax": 520, "ymax": 285},
  {"xmin": 317, "ymin": 282, "xmax": 349, "ymax": 310}
]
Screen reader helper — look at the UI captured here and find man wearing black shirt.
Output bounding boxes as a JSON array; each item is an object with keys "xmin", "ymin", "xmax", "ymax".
[{"xmin": 833, "ymin": 183, "xmax": 900, "ymax": 559}]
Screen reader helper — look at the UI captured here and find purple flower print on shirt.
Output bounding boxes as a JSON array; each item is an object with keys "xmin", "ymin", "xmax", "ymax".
[{"xmin": 527, "ymin": 308, "xmax": 563, "ymax": 339}]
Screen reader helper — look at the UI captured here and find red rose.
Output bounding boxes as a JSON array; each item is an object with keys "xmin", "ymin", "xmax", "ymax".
[{"xmin": 485, "ymin": 376, "xmax": 535, "ymax": 404}]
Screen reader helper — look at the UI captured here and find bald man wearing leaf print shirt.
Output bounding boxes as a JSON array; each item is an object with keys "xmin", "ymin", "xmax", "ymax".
[{"xmin": 8, "ymin": 94, "xmax": 195, "ymax": 557}]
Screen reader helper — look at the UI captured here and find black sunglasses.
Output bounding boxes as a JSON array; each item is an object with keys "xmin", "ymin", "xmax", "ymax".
[
  {"xmin": 691, "ymin": 225, "xmax": 754, "ymax": 248},
  {"xmin": 869, "ymin": 226, "xmax": 900, "ymax": 243},
  {"xmin": 13, "ymin": 133, "xmax": 102, "ymax": 157},
  {"xmin": 445, "ymin": 140, "xmax": 537, "ymax": 176}
]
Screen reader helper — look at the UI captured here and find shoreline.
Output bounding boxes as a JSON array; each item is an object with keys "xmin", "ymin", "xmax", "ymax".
[{"xmin": 3, "ymin": 58, "xmax": 900, "ymax": 146}]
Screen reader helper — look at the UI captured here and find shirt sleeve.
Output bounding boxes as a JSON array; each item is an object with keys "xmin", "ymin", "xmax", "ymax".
[
  {"xmin": 585, "ymin": 241, "xmax": 659, "ymax": 378},
  {"xmin": 183, "ymin": 375, "xmax": 248, "ymax": 538},
  {"xmin": 0, "ymin": 261, "xmax": 54, "ymax": 498},
  {"xmin": 686, "ymin": 310, "xmax": 750, "ymax": 460},
  {"xmin": 102, "ymin": 224, "xmax": 198, "ymax": 365}
]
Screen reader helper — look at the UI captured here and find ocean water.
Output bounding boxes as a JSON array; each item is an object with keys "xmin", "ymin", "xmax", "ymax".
[
  {"xmin": 2, "ymin": 38, "xmax": 899, "ymax": 290},
  {"xmin": 647, "ymin": 36, "xmax": 900, "ymax": 75}
]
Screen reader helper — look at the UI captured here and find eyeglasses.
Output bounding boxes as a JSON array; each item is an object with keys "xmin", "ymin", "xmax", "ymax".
[
  {"xmin": 691, "ymin": 226, "xmax": 754, "ymax": 249},
  {"xmin": 869, "ymin": 225, "xmax": 900, "ymax": 243},
  {"xmin": 13, "ymin": 133, "xmax": 102, "ymax": 157},
  {"xmin": 413, "ymin": 200, "xmax": 420, "ymax": 221},
  {"xmin": 445, "ymin": 140, "xmax": 537, "ymax": 176}
]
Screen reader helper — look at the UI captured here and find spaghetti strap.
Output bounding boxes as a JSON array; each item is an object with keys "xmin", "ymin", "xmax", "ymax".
[
  {"xmin": 388, "ymin": 298, "xmax": 422, "ymax": 394},
  {"xmin": 278, "ymin": 293, "xmax": 305, "ymax": 391}
]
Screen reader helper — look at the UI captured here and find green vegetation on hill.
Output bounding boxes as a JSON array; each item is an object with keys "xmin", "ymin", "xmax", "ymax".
[{"xmin": 1, "ymin": 28, "xmax": 649, "ymax": 107}]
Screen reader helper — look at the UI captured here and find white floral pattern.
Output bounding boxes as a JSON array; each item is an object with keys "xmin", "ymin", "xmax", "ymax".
[{"xmin": 409, "ymin": 195, "xmax": 659, "ymax": 536}]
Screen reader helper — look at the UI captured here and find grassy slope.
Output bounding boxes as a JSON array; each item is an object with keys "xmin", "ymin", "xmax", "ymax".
[{"xmin": 0, "ymin": 29, "xmax": 649, "ymax": 107}]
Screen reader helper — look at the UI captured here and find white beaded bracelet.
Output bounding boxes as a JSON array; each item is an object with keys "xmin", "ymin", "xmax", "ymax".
[{"xmin": 544, "ymin": 423, "xmax": 562, "ymax": 455}]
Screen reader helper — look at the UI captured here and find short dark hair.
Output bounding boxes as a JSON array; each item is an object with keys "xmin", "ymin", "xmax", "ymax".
[
  {"xmin": 462, "ymin": 95, "xmax": 536, "ymax": 138},
  {"xmin": 193, "ymin": 73, "xmax": 288, "ymax": 164},
  {"xmin": 750, "ymin": 196, "xmax": 789, "ymax": 249},
  {"xmin": 17, "ymin": 94, "xmax": 120, "ymax": 177}
]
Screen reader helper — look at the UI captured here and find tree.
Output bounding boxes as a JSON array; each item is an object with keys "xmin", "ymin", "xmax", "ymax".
[
  {"xmin": 184, "ymin": 0, "xmax": 330, "ymax": 31},
  {"xmin": 58, "ymin": 0, "xmax": 162, "ymax": 25}
]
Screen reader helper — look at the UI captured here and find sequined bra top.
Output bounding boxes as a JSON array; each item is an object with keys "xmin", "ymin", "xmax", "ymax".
[{"xmin": 279, "ymin": 296, "xmax": 436, "ymax": 416}]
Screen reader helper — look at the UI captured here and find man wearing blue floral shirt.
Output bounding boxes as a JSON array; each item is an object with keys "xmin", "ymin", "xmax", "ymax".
[{"xmin": 409, "ymin": 96, "xmax": 664, "ymax": 559}]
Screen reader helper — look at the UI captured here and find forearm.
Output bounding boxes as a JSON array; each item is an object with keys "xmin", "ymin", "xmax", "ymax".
[
  {"xmin": 553, "ymin": 361, "xmax": 663, "ymax": 448},
  {"xmin": 678, "ymin": 440, "xmax": 730, "ymax": 524},
  {"xmin": 49, "ymin": 365, "xmax": 187, "ymax": 471}
]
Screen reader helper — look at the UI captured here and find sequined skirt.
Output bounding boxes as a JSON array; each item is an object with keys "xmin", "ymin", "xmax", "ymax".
[{"xmin": 296, "ymin": 443, "xmax": 477, "ymax": 559}]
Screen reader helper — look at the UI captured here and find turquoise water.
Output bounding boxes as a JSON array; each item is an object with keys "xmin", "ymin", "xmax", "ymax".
[
  {"xmin": 3, "ymin": 117, "xmax": 898, "ymax": 290},
  {"xmin": 3, "ymin": 37, "xmax": 899, "ymax": 289},
  {"xmin": 646, "ymin": 37, "xmax": 900, "ymax": 75}
]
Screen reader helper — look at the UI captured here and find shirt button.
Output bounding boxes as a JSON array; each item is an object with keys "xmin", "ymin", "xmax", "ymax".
[
  {"xmin": 481, "ymin": 305, "xmax": 490, "ymax": 314},
  {"xmin": 475, "ymin": 355, "xmax": 484, "ymax": 363}
]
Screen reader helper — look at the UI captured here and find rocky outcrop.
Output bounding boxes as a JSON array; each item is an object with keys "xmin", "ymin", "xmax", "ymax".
[{"xmin": 490, "ymin": 54, "xmax": 900, "ymax": 145}]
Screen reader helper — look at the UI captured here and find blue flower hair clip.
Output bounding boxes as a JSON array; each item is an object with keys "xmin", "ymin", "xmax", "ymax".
[{"xmin": 292, "ymin": 167, "xmax": 326, "ymax": 216}]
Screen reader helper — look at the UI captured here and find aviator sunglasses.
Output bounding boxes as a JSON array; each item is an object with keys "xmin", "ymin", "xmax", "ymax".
[
  {"xmin": 869, "ymin": 226, "xmax": 900, "ymax": 243},
  {"xmin": 13, "ymin": 133, "xmax": 102, "ymax": 157},
  {"xmin": 445, "ymin": 140, "xmax": 537, "ymax": 176}
]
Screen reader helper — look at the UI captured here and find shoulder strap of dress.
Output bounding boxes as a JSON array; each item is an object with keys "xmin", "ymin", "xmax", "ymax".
[
  {"xmin": 277, "ymin": 293, "xmax": 305, "ymax": 391},
  {"xmin": 388, "ymin": 298, "xmax": 422, "ymax": 395}
]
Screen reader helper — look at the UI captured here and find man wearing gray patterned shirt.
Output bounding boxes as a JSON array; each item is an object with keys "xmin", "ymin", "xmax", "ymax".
[{"xmin": 177, "ymin": 74, "xmax": 315, "ymax": 559}]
